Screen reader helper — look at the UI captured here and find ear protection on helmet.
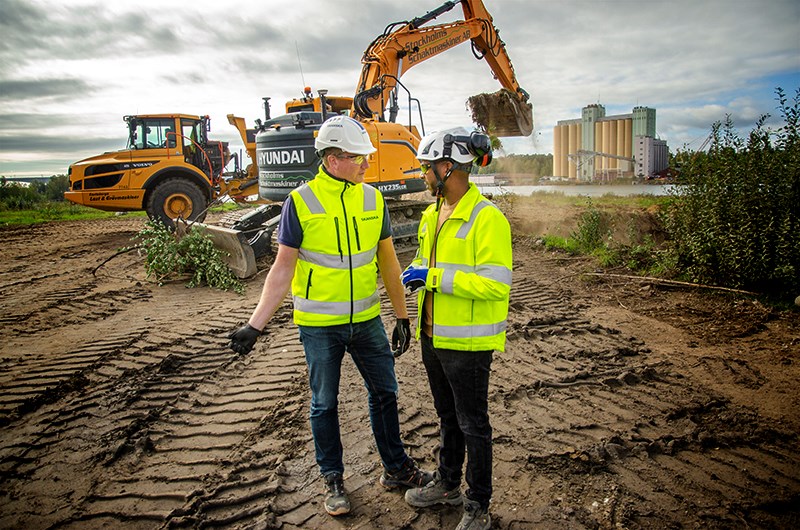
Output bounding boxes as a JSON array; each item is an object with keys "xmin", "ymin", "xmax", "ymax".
[{"xmin": 441, "ymin": 131, "xmax": 493, "ymax": 167}]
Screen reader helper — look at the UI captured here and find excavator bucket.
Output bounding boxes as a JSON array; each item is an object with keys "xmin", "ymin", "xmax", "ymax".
[
  {"xmin": 467, "ymin": 88, "xmax": 533, "ymax": 137},
  {"xmin": 175, "ymin": 219, "xmax": 257, "ymax": 279}
]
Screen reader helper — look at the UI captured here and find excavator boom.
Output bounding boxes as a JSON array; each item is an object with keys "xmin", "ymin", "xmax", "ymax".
[{"xmin": 353, "ymin": 0, "xmax": 533, "ymax": 137}]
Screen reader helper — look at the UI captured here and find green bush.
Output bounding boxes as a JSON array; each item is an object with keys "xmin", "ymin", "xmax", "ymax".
[
  {"xmin": 0, "ymin": 180, "xmax": 43, "ymax": 210},
  {"xmin": 131, "ymin": 220, "xmax": 244, "ymax": 294},
  {"xmin": 664, "ymin": 87, "xmax": 800, "ymax": 296},
  {"xmin": 0, "ymin": 174, "xmax": 69, "ymax": 210},
  {"xmin": 570, "ymin": 200, "xmax": 609, "ymax": 253}
]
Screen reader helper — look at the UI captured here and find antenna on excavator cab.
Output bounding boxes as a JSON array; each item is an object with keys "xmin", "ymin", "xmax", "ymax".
[{"xmin": 295, "ymin": 40, "xmax": 307, "ymax": 91}]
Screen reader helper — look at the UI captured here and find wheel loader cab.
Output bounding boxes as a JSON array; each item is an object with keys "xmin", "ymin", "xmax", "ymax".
[{"xmin": 128, "ymin": 118, "xmax": 178, "ymax": 150}]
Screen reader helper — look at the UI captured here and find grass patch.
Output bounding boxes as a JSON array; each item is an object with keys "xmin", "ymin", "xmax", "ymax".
[
  {"xmin": 526, "ymin": 190, "xmax": 667, "ymax": 209},
  {"xmin": 0, "ymin": 199, "xmax": 241, "ymax": 227},
  {"xmin": 0, "ymin": 203, "xmax": 146, "ymax": 226}
]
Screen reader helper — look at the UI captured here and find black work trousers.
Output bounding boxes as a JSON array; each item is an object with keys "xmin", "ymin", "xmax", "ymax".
[{"xmin": 420, "ymin": 333, "xmax": 493, "ymax": 509}]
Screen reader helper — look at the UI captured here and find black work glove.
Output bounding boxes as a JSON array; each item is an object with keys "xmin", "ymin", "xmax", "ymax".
[
  {"xmin": 391, "ymin": 318, "xmax": 412, "ymax": 357},
  {"xmin": 228, "ymin": 323, "xmax": 263, "ymax": 355}
]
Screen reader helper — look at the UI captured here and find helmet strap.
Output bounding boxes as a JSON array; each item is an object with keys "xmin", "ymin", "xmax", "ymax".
[{"xmin": 432, "ymin": 162, "xmax": 455, "ymax": 210}]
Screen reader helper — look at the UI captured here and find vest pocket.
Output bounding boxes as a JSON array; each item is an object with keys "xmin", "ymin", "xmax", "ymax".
[
  {"xmin": 305, "ymin": 268, "xmax": 313, "ymax": 298},
  {"xmin": 334, "ymin": 217, "xmax": 344, "ymax": 261},
  {"xmin": 352, "ymin": 216, "xmax": 361, "ymax": 251}
]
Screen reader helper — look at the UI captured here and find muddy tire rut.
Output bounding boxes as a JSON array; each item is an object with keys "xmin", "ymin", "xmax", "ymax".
[{"xmin": 0, "ymin": 211, "xmax": 797, "ymax": 529}]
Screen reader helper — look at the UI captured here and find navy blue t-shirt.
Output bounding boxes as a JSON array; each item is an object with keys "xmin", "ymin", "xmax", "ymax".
[{"xmin": 277, "ymin": 193, "xmax": 392, "ymax": 249}]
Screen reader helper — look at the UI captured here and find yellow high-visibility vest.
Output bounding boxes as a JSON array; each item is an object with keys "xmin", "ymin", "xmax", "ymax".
[
  {"xmin": 410, "ymin": 183, "xmax": 512, "ymax": 351},
  {"xmin": 290, "ymin": 167, "xmax": 384, "ymax": 326}
]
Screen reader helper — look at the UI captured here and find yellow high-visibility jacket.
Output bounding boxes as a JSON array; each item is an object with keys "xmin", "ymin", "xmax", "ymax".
[
  {"xmin": 409, "ymin": 183, "xmax": 512, "ymax": 351},
  {"xmin": 290, "ymin": 167, "xmax": 384, "ymax": 326}
]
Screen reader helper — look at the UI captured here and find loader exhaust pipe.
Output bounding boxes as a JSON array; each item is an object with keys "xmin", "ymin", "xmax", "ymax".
[{"xmin": 262, "ymin": 97, "xmax": 271, "ymax": 121}]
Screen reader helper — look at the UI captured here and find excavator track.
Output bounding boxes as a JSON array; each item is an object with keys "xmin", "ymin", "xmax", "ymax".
[{"xmin": 387, "ymin": 198, "xmax": 431, "ymax": 251}]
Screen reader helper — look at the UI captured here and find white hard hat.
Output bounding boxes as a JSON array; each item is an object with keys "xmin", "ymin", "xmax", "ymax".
[
  {"xmin": 315, "ymin": 115, "xmax": 376, "ymax": 155},
  {"xmin": 417, "ymin": 127, "xmax": 492, "ymax": 166}
]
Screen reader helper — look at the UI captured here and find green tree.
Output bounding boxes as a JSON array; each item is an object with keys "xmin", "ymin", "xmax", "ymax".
[
  {"xmin": 476, "ymin": 154, "xmax": 553, "ymax": 179},
  {"xmin": 664, "ymin": 87, "xmax": 800, "ymax": 297},
  {"xmin": 45, "ymin": 174, "xmax": 69, "ymax": 201}
]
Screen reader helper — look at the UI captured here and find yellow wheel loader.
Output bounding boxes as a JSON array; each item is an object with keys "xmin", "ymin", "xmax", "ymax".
[{"xmin": 65, "ymin": 113, "xmax": 266, "ymax": 225}]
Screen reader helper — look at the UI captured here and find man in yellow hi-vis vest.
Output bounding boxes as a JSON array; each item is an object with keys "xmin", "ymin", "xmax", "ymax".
[
  {"xmin": 229, "ymin": 116, "xmax": 432, "ymax": 517},
  {"xmin": 401, "ymin": 127, "xmax": 512, "ymax": 530}
]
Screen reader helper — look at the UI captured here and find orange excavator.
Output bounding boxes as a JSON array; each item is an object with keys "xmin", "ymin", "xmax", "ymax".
[
  {"xmin": 254, "ymin": 0, "xmax": 532, "ymax": 202},
  {"xmin": 230, "ymin": 0, "xmax": 533, "ymax": 276}
]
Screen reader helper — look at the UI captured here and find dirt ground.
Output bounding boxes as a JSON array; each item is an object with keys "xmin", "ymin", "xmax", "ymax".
[{"xmin": 1, "ymin": 196, "xmax": 798, "ymax": 529}]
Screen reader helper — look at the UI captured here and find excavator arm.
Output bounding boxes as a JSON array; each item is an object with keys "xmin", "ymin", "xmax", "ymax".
[{"xmin": 353, "ymin": 0, "xmax": 533, "ymax": 137}]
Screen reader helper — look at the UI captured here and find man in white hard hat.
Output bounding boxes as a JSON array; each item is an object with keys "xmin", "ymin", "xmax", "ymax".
[
  {"xmin": 229, "ymin": 115, "xmax": 432, "ymax": 517},
  {"xmin": 401, "ymin": 127, "xmax": 512, "ymax": 530}
]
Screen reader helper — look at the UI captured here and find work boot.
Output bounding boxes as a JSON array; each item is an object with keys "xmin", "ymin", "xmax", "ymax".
[
  {"xmin": 323, "ymin": 472, "xmax": 350, "ymax": 516},
  {"xmin": 455, "ymin": 498, "xmax": 491, "ymax": 530},
  {"xmin": 404, "ymin": 472, "xmax": 463, "ymax": 507},
  {"xmin": 379, "ymin": 457, "xmax": 434, "ymax": 489}
]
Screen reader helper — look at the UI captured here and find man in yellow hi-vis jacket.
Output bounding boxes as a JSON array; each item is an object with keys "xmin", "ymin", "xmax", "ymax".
[
  {"xmin": 228, "ymin": 116, "xmax": 432, "ymax": 517},
  {"xmin": 401, "ymin": 127, "xmax": 512, "ymax": 530}
]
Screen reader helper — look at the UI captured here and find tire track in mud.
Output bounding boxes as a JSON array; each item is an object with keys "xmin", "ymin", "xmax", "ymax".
[
  {"xmin": 1, "ymin": 219, "xmax": 798, "ymax": 529},
  {"xmin": 475, "ymin": 260, "xmax": 800, "ymax": 528},
  {"xmin": 0, "ymin": 285, "xmax": 152, "ymax": 339},
  {"xmin": 0, "ymin": 217, "xmax": 145, "ymax": 343},
  {"xmin": 0, "ymin": 299, "xmax": 313, "ymax": 529}
]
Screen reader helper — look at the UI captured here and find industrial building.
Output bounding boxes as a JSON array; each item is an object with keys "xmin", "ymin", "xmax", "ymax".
[{"xmin": 553, "ymin": 104, "xmax": 669, "ymax": 180}]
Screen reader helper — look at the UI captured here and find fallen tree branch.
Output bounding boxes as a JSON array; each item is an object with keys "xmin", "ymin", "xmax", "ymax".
[
  {"xmin": 92, "ymin": 245, "xmax": 140, "ymax": 276},
  {"xmin": 583, "ymin": 272, "xmax": 760, "ymax": 296}
]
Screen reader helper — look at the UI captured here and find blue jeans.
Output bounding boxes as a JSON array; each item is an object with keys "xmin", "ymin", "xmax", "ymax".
[
  {"xmin": 420, "ymin": 333, "xmax": 493, "ymax": 509},
  {"xmin": 298, "ymin": 316, "xmax": 408, "ymax": 476}
]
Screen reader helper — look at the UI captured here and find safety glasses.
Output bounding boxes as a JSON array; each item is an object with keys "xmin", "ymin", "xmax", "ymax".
[
  {"xmin": 336, "ymin": 154, "xmax": 366, "ymax": 164},
  {"xmin": 419, "ymin": 162, "xmax": 432, "ymax": 173}
]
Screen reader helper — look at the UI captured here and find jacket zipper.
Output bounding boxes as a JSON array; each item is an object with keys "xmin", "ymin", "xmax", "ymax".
[
  {"xmin": 429, "ymin": 215, "xmax": 447, "ymax": 337},
  {"xmin": 305, "ymin": 269, "xmax": 313, "ymax": 298},
  {"xmin": 340, "ymin": 183, "xmax": 354, "ymax": 322}
]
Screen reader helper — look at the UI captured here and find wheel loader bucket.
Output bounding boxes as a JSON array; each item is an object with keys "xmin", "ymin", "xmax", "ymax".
[
  {"xmin": 467, "ymin": 88, "xmax": 533, "ymax": 137},
  {"xmin": 175, "ymin": 219, "xmax": 257, "ymax": 279}
]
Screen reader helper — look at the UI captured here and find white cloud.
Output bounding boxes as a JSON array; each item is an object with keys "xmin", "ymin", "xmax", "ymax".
[{"xmin": 1, "ymin": 0, "xmax": 798, "ymax": 176}]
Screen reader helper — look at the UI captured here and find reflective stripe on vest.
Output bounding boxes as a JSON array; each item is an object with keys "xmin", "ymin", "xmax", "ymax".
[
  {"xmin": 437, "ymin": 261, "xmax": 512, "ymax": 295},
  {"xmin": 293, "ymin": 291, "xmax": 380, "ymax": 316},
  {"xmin": 297, "ymin": 184, "xmax": 326, "ymax": 214},
  {"xmin": 299, "ymin": 246, "xmax": 378, "ymax": 269},
  {"xmin": 455, "ymin": 201, "xmax": 496, "ymax": 239},
  {"xmin": 434, "ymin": 320, "xmax": 507, "ymax": 339}
]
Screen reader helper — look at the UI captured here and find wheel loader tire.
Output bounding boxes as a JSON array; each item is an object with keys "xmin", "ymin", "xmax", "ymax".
[{"xmin": 147, "ymin": 178, "xmax": 208, "ymax": 228}]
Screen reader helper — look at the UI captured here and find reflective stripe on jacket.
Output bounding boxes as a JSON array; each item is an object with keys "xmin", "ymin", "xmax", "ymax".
[
  {"xmin": 290, "ymin": 166, "xmax": 384, "ymax": 326},
  {"xmin": 411, "ymin": 183, "xmax": 512, "ymax": 351}
]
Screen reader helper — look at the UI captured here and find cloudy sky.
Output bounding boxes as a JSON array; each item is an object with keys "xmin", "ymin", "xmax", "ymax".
[{"xmin": 1, "ymin": 0, "xmax": 798, "ymax": 178}]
